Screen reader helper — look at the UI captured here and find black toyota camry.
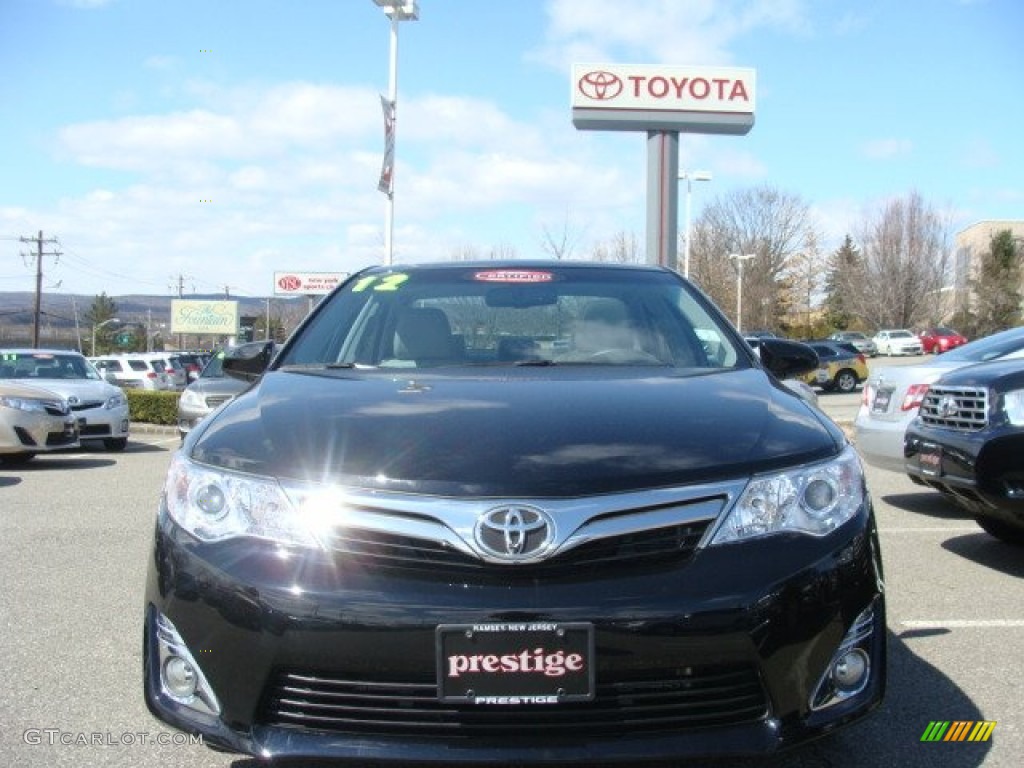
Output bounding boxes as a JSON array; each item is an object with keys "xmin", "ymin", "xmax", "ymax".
[{"xmin": 143, "ymin": 261, "xmax": 885, "ymax": 762}]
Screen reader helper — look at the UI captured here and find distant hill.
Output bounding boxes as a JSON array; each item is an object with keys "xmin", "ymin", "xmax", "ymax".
[{"xmin": 0, "ymin": 291, "xmax": 308, "ymax": 350}]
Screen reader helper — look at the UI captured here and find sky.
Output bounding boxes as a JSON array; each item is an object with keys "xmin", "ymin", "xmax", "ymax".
[{"xmin": 1, "ymin": 0, "xmax": 1022, "ymax": 300}]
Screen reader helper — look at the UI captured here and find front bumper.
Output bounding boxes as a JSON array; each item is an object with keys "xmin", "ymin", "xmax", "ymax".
[
  {"xmin": 905, "ymin": 424, "xmax": 1024, "ymax": 527},
  {"xmin": 144, "ymin": 505, "xmax": 886, "ymax": 762},
  {"xmin": 75, "ymin": 404, "xmax": 130, "ymax": 442},
  {"xmin": 0, "ymin": 413, "xmax": 78, "ymax": 453}
]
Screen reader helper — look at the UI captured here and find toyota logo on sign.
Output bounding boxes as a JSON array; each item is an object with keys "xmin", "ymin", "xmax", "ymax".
[
  {"xmin": 577, "ymin": 70, "xmax": 623, "ymax": 101},
  {"xmin": 475, "ymin": 505, "xmax": 554, "ymax": 561}
]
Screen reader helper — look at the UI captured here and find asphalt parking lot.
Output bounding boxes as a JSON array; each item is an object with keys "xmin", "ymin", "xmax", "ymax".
[{"xmin": 1, "ymin": 400, "xmax": 1022, "ymax": 767}]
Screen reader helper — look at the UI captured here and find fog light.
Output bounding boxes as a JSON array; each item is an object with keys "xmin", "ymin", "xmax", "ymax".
[
  {"xmin": 152, "ymin": 610, "xmax": 221, "ymax": 716},
  {"xmin": 162, "ymin": 655, "xmax": 198, "ymax": 699},
  {"xmin": 831, "ymin": 649, "xmax": 868, "ymax": 693},
  {"xmin": 810, "ymin": 603, "xmax": 877, "ymax": 711}
]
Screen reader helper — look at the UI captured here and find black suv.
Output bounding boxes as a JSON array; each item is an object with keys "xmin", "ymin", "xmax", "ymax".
[
  {"xmin": 143, "ymin": 261, "xmax": 885, "ymax": 762},
  {"xmin": 904, "ymin": 356, "xmax": 1024, "ymax": 545}
]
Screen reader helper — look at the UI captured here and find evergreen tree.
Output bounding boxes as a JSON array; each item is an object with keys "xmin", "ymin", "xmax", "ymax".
[
  {"xmin": 970, "ymin": 230, "xmax": 1022, "ymax": 337},
  {"xmin": 84, "ymin": 293, "xmax": 120, "ymax": 355},
  {"xmin": 823, "ymin": 235, "xmax": 862, "ymax": 330}
]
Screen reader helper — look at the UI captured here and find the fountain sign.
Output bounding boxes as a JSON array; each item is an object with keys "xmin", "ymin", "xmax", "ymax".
[
  {"xmin": 571, "ymin": 63, "xmax": 755, "ymax": 134},
  {"xmin": 170, "ymin": 300, "xmax": 239, "ymax": 335}
]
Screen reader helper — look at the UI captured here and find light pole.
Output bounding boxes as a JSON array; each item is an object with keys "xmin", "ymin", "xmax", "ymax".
[
  {"xmin": 679, "ymin": 170, "xmax": 711, "ymax": 278},
  {"xmin": 728, "ymin": 254, "xmax": 756, "ymax": 332},
  {"xmin": 372, "ymin": 0, "xmax": 419, "ymax": 265},
  {"xmin": 91, "ymin": 317, "xmax": 121, "ymax": 356}
]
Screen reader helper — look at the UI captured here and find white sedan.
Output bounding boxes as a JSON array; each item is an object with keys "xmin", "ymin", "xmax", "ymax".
[{"xmin": 872, "ymin": 329, "xmax": 923, "ymax": 356}]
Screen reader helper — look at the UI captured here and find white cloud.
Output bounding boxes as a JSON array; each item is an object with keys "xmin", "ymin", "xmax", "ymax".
[
  {"xmin": 533, "ymin": 0, "xmax": 812, "ymax": 69},
  {"xmin": 860, "ymin": 138, "xmax": 913, "ymax": 160}
]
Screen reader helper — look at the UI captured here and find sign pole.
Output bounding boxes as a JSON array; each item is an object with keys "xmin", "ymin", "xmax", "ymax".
[{"xmin": 646, "ymin": 130, "xmax": 679, "ymax": 268}]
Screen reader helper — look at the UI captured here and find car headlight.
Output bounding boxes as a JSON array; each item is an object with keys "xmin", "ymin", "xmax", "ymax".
[
  {"xmin": 179, "ymin": 389, "xmax": 204, "ymax": 408},
  {"xmin": 711, "ymin": 446, "xmax": 865, "ymax": 544},
  {"xmin": 105, "ymin": 391, "xmax": 127, "ymax": 409},
  {"xmin": 1004, "ymin": 390, "xmax": 1024, "ymax": 426},
  {"xmin": 0, "ymin": 395, "xmax": 53, "ymax": 414},
  {"xmin": 163, "ymin": 454, "xmax": 322, "ymax": 548}
]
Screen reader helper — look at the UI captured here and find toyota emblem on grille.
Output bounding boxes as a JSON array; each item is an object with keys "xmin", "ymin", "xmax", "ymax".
[
  {"xmin": 577, "ymin": 70, "xmax": 624, "ymax": 101},
  {"xmin": 67, "ymin": 396, "xmax": 79, "ymax": 405},
  {"xmin": 475, "ymin": 505, "xmax": 554, "ymax": 561},
  {"xmin": 937, "ymin": 395, "xmax": 959, "ymax": 419}
]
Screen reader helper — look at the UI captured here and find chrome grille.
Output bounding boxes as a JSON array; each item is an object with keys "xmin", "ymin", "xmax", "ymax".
[
  {"xmin": 259, "ymin": 665, "xmax": 768, "ymax": 737},
  {"xmin": 919, "ymin": 385, "xmax": 988, "ymax": 430},
  {"xmin": 204, "ymin": 394, "xmax": 234, "ymax": 408}
]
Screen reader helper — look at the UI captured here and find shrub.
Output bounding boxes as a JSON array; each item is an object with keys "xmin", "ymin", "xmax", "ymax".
[{"xmin": 126, "ymin": 390, "xmax": 179, "ymax": 426}]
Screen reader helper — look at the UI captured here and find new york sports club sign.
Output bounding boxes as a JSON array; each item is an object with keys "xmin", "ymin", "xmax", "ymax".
[{"xmin": 571, "ymin": 63, "xmax": 756, "ymax": 134}]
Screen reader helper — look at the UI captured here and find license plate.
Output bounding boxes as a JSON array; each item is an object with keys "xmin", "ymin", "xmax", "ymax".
[
  {"xmin": 919, "ymin": 443, "xmax": 942, "ymax": 477},
  {"xmin": 871, "ymin": 388, "xmax": 893, "ymax": 413},
  {"xmin": 815, "ymin": 368, "xmax": 829, "ymax": 383},
  {"xmin": 437, "ymin": 622, "xmax": 594, "ymax": 704}
]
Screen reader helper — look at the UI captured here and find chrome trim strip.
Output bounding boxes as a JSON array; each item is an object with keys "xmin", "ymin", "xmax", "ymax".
[{"xmin": 282, "ymin": 481, "xmax": 747, "ymax": 564}]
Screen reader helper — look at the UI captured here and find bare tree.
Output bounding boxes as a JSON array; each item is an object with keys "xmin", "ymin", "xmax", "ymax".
[
  {"xmin": 591, "ymin": 231, "xmax": 642, "ymax": 263},
  {"xmin": 448, "ymin": 244, "xmax": 482, "ymax": 261},
  {"xmin": 785, "ymin": 229, "xmax": 826, "ymax": 338},
  {"xmin": 488, "ymin": 243, "xmax": 520, "ymax": 261},
  {"xmin": 689, "ymin": 185, "xmax": 813, "ymax": 330},
  {"xmin": 850, "ymin": 191, "xmax": 952, "ymax": 329},
  {"xmin": 539, "ymin": 208, "xmax": 587, "ymax": 261}
]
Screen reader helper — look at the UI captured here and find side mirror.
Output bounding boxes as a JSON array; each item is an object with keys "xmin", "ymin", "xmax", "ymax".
[
  {"xmin": 757, "ymin": 339, "xmax": 819, "ymax": 380},
  {"xmin": 223, "ymin": 341, "xmax": 275, "ymax": 382}
]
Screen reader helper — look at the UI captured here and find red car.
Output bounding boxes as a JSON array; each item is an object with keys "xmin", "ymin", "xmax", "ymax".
[{"xmin": 918, "ymin": 327, "xmax": 968, "ymax": 354}]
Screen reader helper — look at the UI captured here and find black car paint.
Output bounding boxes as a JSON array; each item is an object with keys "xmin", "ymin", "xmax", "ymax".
[
  {"xmin": 904, "ymin": 358, "xmax": 1024, "ymax": 539},
  {"xmin": 190, "ymin": 367, "xmax": 841, "ymax": 497},
  {"xmin": 144, "ymin": 262, "xmax": 884, "ymax": 762}
]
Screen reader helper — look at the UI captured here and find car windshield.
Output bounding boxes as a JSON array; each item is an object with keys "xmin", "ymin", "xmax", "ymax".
[
  {"xmin": 200, "ymin": 351, "xmax": 226, "ymax": 378},
  {"xmin": 280, "ymin": 264, "xmax": 748, "ymax": 370},
  {"xmin": 889, "ymin": 330, "xmax": 913, "ymax": 339},
  {"xmin": 0, "ymin": 352, "xmax": 102, "ymax": 381},
  {"xmin": 939, "ymin": 327, "xmax": 1024, "ymax": 363}
]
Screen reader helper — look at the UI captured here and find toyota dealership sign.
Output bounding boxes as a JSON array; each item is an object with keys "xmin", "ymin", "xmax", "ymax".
[
  {"xmin": 274, "ymin": 271, "xmax": 349, "ymax": 296},
  {"xmin": 571, "ymin": 63, "xmax": 756, "ymax": 134}
]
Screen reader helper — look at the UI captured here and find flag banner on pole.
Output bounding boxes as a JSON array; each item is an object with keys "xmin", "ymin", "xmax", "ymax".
[{"xmin": 378, "ymin": 94, "xmax": 395, "ymax": 195}]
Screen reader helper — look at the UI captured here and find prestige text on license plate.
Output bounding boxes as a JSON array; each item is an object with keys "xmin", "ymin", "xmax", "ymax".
[{"xmin": 437, "ymin": 622, "xmax": 594, "ymax": 704}]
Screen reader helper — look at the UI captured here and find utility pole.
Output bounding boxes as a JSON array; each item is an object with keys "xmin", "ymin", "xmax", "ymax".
[
  {"xmin": 20, "ymin": 230, "xmax": 61, "ymax": 347},
  {"xmin": 170, "ymin": 273, "xmax": 193, "ymax": 351}
]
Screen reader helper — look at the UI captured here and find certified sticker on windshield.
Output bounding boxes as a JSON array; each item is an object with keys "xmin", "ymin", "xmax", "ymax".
[{"xmin": 473, "ymin": 270, "xmax": 554, "ymax": 284}]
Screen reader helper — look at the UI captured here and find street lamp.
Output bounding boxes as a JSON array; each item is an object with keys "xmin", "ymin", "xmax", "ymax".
[
  {"xmin": 91, "ymin": 317, "xmax": 121, "ymax": 356},
  {"xmin": 372, "ymin": 0, "xmax": 419, "ymax": 265},
  {"xmin": 728, "ymin": 254, "xmax": 756, "ymax": 332},
  {"xmin": 679, "ymin": 170, "xmax": 711, "ymax": 278}
]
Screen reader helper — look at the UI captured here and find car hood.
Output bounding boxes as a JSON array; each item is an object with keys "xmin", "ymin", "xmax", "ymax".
[
  {"xmin": 189, "ymin": 368, "xmax": 843, "ymax": 497},
  {"xmin": 185, "ymin": 376, "xmax": 250, "ymax": 398},
  {"xmin": 23, "ymin": 378, "xmax": 121, "ymax": 402}
]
